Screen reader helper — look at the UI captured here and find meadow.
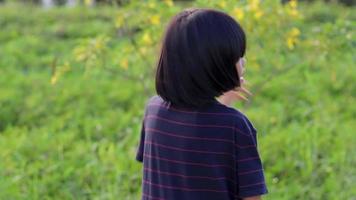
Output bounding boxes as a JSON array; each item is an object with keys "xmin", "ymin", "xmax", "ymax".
[{"xmin": 0, "ymin": 0, "xmax": 355, "ymax": 199}]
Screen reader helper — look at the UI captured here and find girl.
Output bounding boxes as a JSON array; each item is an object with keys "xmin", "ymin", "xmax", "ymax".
[{"xmin": 136, "ymin": 8, "xmax": 268, "ymax": 200}]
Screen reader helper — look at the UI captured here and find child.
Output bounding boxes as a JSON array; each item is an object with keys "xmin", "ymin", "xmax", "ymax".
[{"xmin": 135, "ymin": 8, "xmax": 268, "ymax": 200}]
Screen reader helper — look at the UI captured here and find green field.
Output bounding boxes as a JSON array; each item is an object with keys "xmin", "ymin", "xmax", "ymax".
[{"xmin": 0, "ymin": 0, "xmax": 355, "ymax": 199}]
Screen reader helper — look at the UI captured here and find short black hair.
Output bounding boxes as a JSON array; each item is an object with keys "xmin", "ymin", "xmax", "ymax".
[{"xmin": 155, "ymin": 8, "xmax": 246, "ymax": 108}]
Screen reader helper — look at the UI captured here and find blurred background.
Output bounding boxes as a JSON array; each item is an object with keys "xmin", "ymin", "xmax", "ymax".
[{"xmin": 0, "ymin": 0, "xmax": 355, "ymax": 199}]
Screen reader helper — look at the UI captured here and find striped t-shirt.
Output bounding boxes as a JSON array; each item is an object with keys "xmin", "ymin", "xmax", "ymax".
[{"xmin": 136, "ymin": 95, "xmax": 268, "ymax": 200}]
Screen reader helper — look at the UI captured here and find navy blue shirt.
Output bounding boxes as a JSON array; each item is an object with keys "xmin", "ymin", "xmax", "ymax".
[{"xmin": 136, "ymin": 95, "xmax": 268, "ymax": 199}]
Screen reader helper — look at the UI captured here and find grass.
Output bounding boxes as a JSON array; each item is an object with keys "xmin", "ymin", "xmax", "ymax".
[{"xmin": 0, "ymin": 1, "xmax": 355, "ymax": 199}]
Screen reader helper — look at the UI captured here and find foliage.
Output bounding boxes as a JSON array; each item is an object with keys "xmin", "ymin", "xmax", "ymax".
[{"xmin": 0, "ymin": 0, "xmax": 355, "ymax": 199}]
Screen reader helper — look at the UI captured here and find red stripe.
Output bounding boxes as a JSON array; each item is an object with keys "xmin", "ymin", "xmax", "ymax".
[
  {"xmin": 146, "ymin": 115, "xmax": 233, "ymax": 129},
  {"xmin": 146, "ymin": 127, "xmax": 232, "ymax": 143},
  {"xmin": 238, "ymin": 168, "xmax": 263, "ymax": 175},
  {"xmin": 146, "ymin": 115, "xmax": 251, "ymax": 137},
  {"xmin": 145, "ymin": 141, "xmax": 231, "ymax": 156},
  {"xmin": 144, "ymin": 167, "xmax": 235, "ymax": 183},
  {"xmin": 239, "ymin": 181, "xmax": 266, "ymax": 188},
  {"xmin": 143, "ymin": 154, "xmax": 234, "ymax": 169},
  {"xmin": 148, "ymin": 103, "xmax": 239, "ymax": 116},
  {"xmin": 236, "ymin": 156, "xmax": 260, "ymax": 162},
  {"xmin": 146, "ymin": 128, "xmax": 256, "ymax": 149},
  {"xmin": 143, "ymin": 179, "xmax": 229, "ymax": 193},
  {"xmin": 143, "ymin": 168, "xmax": 265, "ymax": 192}
]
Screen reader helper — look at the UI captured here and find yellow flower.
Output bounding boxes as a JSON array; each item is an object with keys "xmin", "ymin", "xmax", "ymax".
[
  {"xmin": 287, "ymin": 5, "xmax": 299, "ymax": 17},
  {"xmin": 84, "ymin": 0, "xmax": 92, "ymax": 6},
  {"xmin": 287, "ymin": 0, "xmax": 299, "ymax": 17},
  {"xmin": 148, "ymin": 2, "xmax": 156, "ymax": 9},
  {"xmin": 218, "ymin": 1, "xmax": 226, "ymax": 9},
  {"xmin": 290, "ymin": 27, "xmax": 301, "ymax": 37},
  {"xmin": 288, "ymin": 9, "xmax": 299, "ymax": 17},
  {"xmin": 254, "ymin": 9, "xmax": 264, "ymax": 19},
  {"xmin": 149, "ymin": 15, "xmax": 160, "ymax": 25},
  {"xmin": 164, "ymin": 0, "xmax": 174, "ymax": 7},
  {"xmin": 233, "ymin": 7, "xmax": 244, "ymax": 20},
  {"xmin": 120, "ymin": 59, "xmax": 129, "ymax": 70},
  {"xmin": 286, "ymin": 28, "xmax": 301, "ymax": 50},
  {"xmin": 247, "ymin": 0, "xmax": 263, "ymax": 19},
  {"xmin": 286, "ymin": 37, "xmax": 295, "ymax": 49},
  {"xmin": 248, "ymin": 0, "xmax": 260, "ymax": 11},
  {"xmin": 289, "ymin": 0, "xmax": 297, "ymax": 8},
  {"xmin": 142, "ymin": 32, "xmax": 152, "ymax": 45}
]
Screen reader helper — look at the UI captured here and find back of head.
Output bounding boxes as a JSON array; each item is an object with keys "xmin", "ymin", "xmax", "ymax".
[{"xmin": 155, "ymin": 8, "xmax": 246, "ymax": 108}]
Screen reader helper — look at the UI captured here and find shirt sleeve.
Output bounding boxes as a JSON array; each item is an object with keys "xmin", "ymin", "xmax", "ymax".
[{"xmin": 234, "ymin": 115, "xmax": 268, "ymax": 198}]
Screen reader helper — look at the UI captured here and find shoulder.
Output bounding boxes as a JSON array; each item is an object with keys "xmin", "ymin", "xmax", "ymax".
[
  {"xmin": 146, "ymin": 95, "xmax": 168, "ymax": 106},
  {"xmin": 143, "ymin": 95, "xmax": 165, "ymax": 115},
  {"xmin": 142, "ymin": 95, "xmax": 156, "ymax": 116},
  {"xmin": 144, "ymin": 95, "xmax": 167, "ymax": 109},
  {"xmin": 214, "ymin": 102, "xmax": 247, "ymax": 120},
  {"xmin": 217, "ymin": 104, "xmax": 257, "ymax": 135},
  {"xmin": 146, "ymin": 95, "xmax": 159, "ymax": 104},
  {"xmin": 143, "ymin": 95, "xmax": 161, "ymax": 109}
]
